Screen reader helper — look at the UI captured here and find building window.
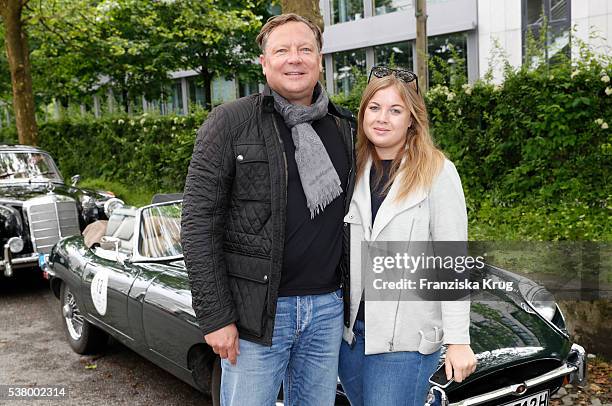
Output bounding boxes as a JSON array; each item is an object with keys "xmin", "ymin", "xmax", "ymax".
[
  {"xmin": 212, "ymin": 78, "xmax": 237, "ymax": 105},
  {"xmin": 238, "ymin": 80, "xmax": 260, "ymax": 98},
  {"xmin": 330, "ymin": 0, "xmax": 364, "ymax": 24},
  {"xmin": 373, "ymin": 0, "xmax": 412, "ymax": 16},
  {"xmin": 522, "ymin": 0, "xmax": 571, "ymax": 65},
  {"xmin": 333, "ymin": 48, "xmax": 367, "ymax": 95},
  {"xmin": 428, "ymin": 32, "xmax": 468, "ymax": 87},
  {"xmin": 374, "ymin": 41, "xmax": 413, "ymax": 70},
  {"xmin": 187, "ymin": 76, "xmax": 206, "ymax": 108},
  {"xmin": 172, "ymin": 80, "xmax": 183, "ymax": 113}
]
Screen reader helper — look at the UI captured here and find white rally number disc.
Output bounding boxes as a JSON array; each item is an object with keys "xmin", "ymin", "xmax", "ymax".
[{"xmin": 90, "ymin": 269, "xmax": 109, "ymax": 316}]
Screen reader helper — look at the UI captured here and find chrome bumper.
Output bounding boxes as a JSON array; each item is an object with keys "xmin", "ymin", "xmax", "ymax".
[
  {"xmin": 426, "ymin": 343, "xmax": 588, "ymax": 406},
  {"xmin": 1, "ymin": 243, "xmax": 38, "ymax": 277}
]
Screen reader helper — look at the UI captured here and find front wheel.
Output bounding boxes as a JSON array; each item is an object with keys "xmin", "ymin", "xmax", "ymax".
[
  {"xmin": 210, "ymin": 356, "xmax": 221, "ymax": 406},
  {"xmin": 60, "ymin": 282, "xmax": 108, "ymax": 354}
]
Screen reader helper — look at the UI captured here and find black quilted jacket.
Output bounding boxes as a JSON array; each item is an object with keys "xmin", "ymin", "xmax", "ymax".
[{"xmin": 182, "ymin": 86, "xmax": 356, "ymax": 345}]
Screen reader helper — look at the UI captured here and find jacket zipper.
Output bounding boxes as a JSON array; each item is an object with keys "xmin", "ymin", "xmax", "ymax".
[
  {"xmin": 335, "ymin": 114, "xmax": 355, "ymax": 328},
  {"xmin": 269, "ymin": 114, "xmax": 288, "ymax": 316},
  {"xmin": 388, "ymin": 218, "xmax": 415, "ymax": 352},
  {"xmin": 270, "ymin": 116, "xmax": 289, "ymax": 190}
]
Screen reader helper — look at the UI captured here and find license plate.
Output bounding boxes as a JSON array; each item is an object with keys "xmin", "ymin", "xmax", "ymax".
[{"xmin": 500, "ymin": 390, "xmax": 549, "ymax": 406}]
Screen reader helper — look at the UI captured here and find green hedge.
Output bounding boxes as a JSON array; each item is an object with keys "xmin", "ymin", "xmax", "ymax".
[
  {"xmin": 1, "ymin": 112, "xmax": 207, "ymax": 195},
  {"xmin": 426, "ymin": 63, "xmax": 610, "ymax": 241}
]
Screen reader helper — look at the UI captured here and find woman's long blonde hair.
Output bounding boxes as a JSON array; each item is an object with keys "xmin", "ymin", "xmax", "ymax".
[{"xmin": 356, "ymin": 74, "xmax": 445, "ymax": 201}]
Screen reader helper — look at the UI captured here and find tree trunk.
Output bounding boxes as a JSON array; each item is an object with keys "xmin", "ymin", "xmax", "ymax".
[
  {"xmin": 415, "ymin": 0, "xmax": 428, "ymax": 92},
  {"xmin": 121, "ymin": 87, "xmax": 129, "ymax": 114},
  {"xmin": 200, "ymin": 55, "xmax": 213, "ymax": 110},
  {"xmin": 1, "ymin": 0, "xmax": 38, "ymax": 145},
  {"xmin": 280, "ymin": 0, "xmax": 324, "ymax": 33},
  {"xmin": 202, "ymin": 71, "xmax": 212, "ymax": 110}
]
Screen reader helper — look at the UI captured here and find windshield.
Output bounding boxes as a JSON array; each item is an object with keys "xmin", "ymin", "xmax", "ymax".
[
  {"xmin": 138, "ymin": 202, "xmax": 182, "ymax": 259},
  {"xmin": 0, "ymin": 151, "xmax": 63, "ymax": 183}
]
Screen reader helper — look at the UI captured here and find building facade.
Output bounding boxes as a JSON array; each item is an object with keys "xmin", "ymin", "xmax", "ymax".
[{"xmin": 320, "ymin": 0, "xmax": 612, "ymax": 94}]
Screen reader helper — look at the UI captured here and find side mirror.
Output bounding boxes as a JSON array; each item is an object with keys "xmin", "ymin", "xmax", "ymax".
[{"xmin": 71, "ymin": 174, "xmax": 81, "ymax": 187}]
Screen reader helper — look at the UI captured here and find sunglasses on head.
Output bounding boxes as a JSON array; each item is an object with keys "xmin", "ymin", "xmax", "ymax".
[{"xmin": 368, "ymin": 66, "xmax": 419, "ymax": 93}]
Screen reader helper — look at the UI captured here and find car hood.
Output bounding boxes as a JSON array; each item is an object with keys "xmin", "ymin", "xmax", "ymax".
[
  {"xmin": 443, "ymin": 264, "xmax": 572, "ymax": 393},
  {"xmin": 0, "ymin": 182, "xmax": 110, "ymax": 205},
  {"xmin": 0, "ymin": 182, "xmax": 75, "ymax": 202},
  {"xmin": 467, "ymin": 296, "xmax": 570, "ymax": 374}
]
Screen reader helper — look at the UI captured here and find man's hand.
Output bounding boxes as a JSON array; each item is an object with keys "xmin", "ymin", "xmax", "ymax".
[
  {"xmin": 204, "ymin": 323, "xmax": 240, "ymax": 365},
  {"xmin": 445, "ymin": 344, "xmax": 477, "ymax": 383}
]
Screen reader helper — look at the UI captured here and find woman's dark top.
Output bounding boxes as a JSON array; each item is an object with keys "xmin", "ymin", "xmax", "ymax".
[{"xmin": 356, "ymin": 159, "xmax": 393, "ymax": 322}]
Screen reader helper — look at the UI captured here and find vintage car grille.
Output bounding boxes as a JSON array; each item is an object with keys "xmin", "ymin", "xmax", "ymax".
[{"xmin": 23, "ymin": 195, "xmax": 80, "ymax": 254}]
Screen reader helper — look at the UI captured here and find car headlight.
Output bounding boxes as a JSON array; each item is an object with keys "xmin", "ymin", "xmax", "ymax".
[
  {"xmin": 80, "ymin": 195, "xmax": 96, "ymax": 210},
  {"xmin": 7, "ymin": 237, "xmax": 24, "ymax": 254},
  {"xmin": 519, "ymin": 283, "xmax": 557, "ymax": 322},
  {"xmin": 104, "ymin": 198, "xmax": 125, "ymax": 217}
]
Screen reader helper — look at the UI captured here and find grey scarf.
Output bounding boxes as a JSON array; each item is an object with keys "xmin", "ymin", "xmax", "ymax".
[{"xmin": 272, "ymin": 83, "xmax": 342, "ymax": 218}]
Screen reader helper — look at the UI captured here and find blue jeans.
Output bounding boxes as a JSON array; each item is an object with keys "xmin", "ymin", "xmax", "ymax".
[
  {"xmin": 338, "ymin": 320, "xmax": 441, "ymax": 406},
  {"xmin": 221, "ymin": 289, "xmax": 344, "ymax": 406}
]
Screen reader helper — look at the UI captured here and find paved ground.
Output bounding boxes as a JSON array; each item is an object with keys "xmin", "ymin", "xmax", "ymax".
[{"xmin": 0, "ymin": 272, "xmax": 211, "ymax": 406}]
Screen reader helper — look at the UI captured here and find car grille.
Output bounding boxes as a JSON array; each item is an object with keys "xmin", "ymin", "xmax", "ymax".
[
  {"xmin": 447, "ymin": 358, "xmax": 563, "ymax": 403},
  {"xmin": 23, "ymin": 195, "xmax": 80, "ymax": 254}
]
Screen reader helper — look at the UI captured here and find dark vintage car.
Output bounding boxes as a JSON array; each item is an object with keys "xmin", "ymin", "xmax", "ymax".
[
  {"xmin": 0, "ymin": 144, "xmax": 119, "ymax": 277},
  {"xmin": 47, "ymin": 198, "xmax": 588, "ymax": 406}
]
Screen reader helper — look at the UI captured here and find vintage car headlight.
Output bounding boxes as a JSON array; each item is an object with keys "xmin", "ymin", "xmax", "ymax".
[
  {"xmin": 7, "ymin": 237, "xmax": 24, "ymax": 254},
  {"xmin": 519, "ymin": 283, "xmax": 557, "ymax": 322},
  {"xmin": 104, "ymin": 198, "xmax": 125, "ymax": 218},
  {"xmin": 80, "ymin": 195, "xmax": 96, "ymax": 210}
]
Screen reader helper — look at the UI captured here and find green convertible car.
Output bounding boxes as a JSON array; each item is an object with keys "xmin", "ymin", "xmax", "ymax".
[{"xmin": 46, "ymin": 198, "xmax": 588, "ymax": 406}]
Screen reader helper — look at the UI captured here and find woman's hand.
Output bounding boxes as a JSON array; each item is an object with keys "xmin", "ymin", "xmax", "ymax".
[{"xmin": 445, "ymin": 344, "xmax": 477, "ymax": 383}]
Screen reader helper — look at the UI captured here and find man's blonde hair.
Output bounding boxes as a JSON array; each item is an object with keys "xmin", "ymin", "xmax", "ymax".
[{"xmin": 256, "ymin": 13, "xmax": 323, "ymax": 52}]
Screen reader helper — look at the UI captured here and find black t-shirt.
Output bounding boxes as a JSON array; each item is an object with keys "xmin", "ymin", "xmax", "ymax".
[
  {"xmin": 275, "ymin": 112, "xmax": 350, "ymax": 297},
  {"xmin": 356, "ymin": 159, "xmax": 393, "ymax": 321}
]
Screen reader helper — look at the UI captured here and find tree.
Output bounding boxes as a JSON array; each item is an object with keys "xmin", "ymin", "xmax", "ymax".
[
  {"xmin": 28, "ymin": 0, "xmax": 180, "ymax": 112},
  {"xmin": 0, "ymin": 0, "xmax": 38, "ymax": 145},
  {"xmin": 280, "ymin": 0, "xmax": 323, "ymax": 32},
  {"xmin": 28, "ymin": 0, "xmax": 266, "ymax": 111},
  {"xmin": 0, "ymin": 0, "xmax": 268, "ymax": 121},
  {"xmin": 415, "ymin": 0, "xmax": 428, "ymax": 92},
  {"xmin": 160, "ymin": 0, "xmax": 265, "ymax": 108}
]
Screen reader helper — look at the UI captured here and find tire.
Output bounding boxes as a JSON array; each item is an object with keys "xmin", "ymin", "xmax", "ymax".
[
  {"xmin": 60, "ymin": 282, "xmax": 108, "ymax": 354},
  {"xmin": 210, "ymin": 356, "xmax": 221, "ymax": 406},
  {"xmin": 189, "ymin": 348, "xmax": 222, "ymax": 405}
]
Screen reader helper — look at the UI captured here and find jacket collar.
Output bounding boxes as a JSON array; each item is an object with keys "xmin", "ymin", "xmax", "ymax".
[
  {"xmin": 262, "ymin": 84, "xmax": 275, "ymax": 113},
  {"xmin": 350, "ymin": 156, "xmax": 427, "ymax": 241}
]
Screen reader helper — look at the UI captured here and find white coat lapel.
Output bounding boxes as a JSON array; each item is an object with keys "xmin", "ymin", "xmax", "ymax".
[{"xmin": 344, "ymin": 158, "xmax": 373, "ymax": 240}]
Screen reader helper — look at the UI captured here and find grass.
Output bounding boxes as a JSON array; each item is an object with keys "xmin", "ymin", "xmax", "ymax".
[{"xmin": 79, "ymin": 178, "xmax": 155, "ymax": 207}]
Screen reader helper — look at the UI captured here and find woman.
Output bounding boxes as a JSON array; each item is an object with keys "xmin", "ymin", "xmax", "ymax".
[{"xmin": 338, "ymin": 66, "xmax": 477, "ymax": 406}]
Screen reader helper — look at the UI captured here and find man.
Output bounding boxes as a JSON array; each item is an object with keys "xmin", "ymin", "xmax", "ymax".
[{"xmin": 182, "ymin": 13, "xmax": 356, "ymax": 406}]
